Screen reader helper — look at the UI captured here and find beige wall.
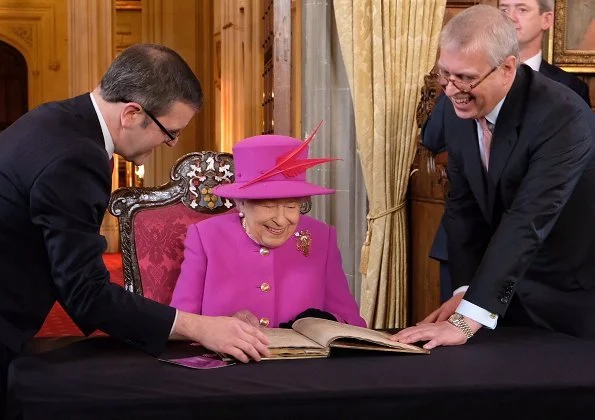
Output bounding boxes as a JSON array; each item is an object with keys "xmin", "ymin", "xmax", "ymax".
[
  {"xmin": 141, "ymin": 0, "xmax": 214, "ymax": 186},
  {"xmin": 214, "ymin": 0, "xmax": 264, "ymax": 153}
]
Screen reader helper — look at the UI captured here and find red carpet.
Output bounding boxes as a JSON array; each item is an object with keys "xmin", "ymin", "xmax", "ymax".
[{"xmin": 35, "ymin": 253, "xmax": 124, "ymax": 337}]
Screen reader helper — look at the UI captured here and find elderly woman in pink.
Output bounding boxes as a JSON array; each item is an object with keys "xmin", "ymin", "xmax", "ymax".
[{"xmin": 170, "ymin": 128, "xmax": 366, "ymax": 329}]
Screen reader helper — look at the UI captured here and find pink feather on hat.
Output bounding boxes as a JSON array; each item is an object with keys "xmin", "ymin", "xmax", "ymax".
[{"xmin": 239, "ymin": 121, "xmax": 337, "ymax": 189}]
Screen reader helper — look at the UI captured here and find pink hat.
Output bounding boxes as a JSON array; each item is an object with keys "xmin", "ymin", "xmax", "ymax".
[{"xmin": 213, "ymin": 126, "xmax": 336, "ymax": 199}]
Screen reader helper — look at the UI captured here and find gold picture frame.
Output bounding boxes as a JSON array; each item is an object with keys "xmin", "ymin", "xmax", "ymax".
[{"xmin": 551, "ymin": 0, "xmax": 595, "ymax": 73}]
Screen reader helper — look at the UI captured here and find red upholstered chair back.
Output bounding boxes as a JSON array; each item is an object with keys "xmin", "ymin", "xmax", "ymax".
[{"xmin": 108, "ymin": 151, "xmax": 236, "ymax": 304}]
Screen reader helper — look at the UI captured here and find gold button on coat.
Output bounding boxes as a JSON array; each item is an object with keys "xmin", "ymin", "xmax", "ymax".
[
  {"xmin": 260, "ymin": 282, "xmax": 271, "ymax": 292},
  {"xmin": 259, "ymin": 317, "xmax": 270, "ymax": 327}
]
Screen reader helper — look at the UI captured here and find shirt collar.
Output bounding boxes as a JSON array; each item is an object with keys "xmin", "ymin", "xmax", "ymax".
[
  {"xmin": 89, "ymin": 92, "xmax": 115, "ymax": 160},
  {"xmin": 477, "ymin": 95, "xmax": 506, "ymax": 129},
  {"xmin": 485, "ymin": 96, "xmax": 505, "ymax": 126},
  {"xmin": 523, "ymin": 51, "xmax": 542, "ymax": 72}
]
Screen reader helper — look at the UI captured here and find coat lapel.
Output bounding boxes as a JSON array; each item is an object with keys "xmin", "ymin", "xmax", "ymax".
[
  {"xmin": 538, "ymin": 60, "xmax": 558, "ymax": 82},
  {"xmin": 487, "ymin": 66, "xmax": 530, "ymax": 200}
]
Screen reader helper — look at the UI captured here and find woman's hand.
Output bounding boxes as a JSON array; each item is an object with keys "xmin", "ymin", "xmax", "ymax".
[{"xmin": 232, "ymin": 309, "xmax": 261, "ymax": 327}]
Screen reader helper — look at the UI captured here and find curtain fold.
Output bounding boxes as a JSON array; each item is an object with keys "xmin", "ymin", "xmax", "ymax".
[
  {"xmin": 302, "ymin": 0, "xmax": 368, "ymax": 303},
  {"xmin": 334, "ymin": 0, "xmax": 446, "ymax": 327}
]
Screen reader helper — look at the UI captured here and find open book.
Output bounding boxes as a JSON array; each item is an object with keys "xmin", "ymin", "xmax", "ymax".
[{"xmin": 255, "ymin": 317, "xmax": 429, "ymax": 360}]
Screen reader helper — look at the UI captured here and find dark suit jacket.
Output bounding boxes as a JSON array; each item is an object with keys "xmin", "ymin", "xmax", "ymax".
[
  {"xmin": 0, "ymin": 94, "xmax": 175, "ymax": 355},
  {"xmin": 539, "ymin": 60, "xmax": 591, "ymax": 107},
  {"xmin": 443, "ymin": 65, "xmax": 595, "ymax": 337},
  {"xmin": 423, "ymin": 60, "xmax": 592, "ymax": 262}
]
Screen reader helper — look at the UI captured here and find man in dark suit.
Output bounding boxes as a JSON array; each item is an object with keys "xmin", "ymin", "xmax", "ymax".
[
  {"xmin": 422, "ymin": 0, "xmax": 591, "ymax": 299},
  {"xmin": 393, "ymin": 5, "xmax": 595, "ymax": 349},
  {"xmin": 500, "ymin": 0, "xmax": 590, "ymax": 105},
  {"xmin": 0, "ymin": 43, "xmax": 269, "ymax": 418}
]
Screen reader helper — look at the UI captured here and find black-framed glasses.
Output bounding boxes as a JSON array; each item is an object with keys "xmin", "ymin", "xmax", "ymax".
[
  {"xmin": 142, "ymin": 107, "xmax": 178, "ymax": 143},
  {"xmin": 120, "ymin": 98, "xmax": 179, "ymax": 143},
  {"xmin": 432, "ymin": 65, "xmax": 499, "ymax": 94}
]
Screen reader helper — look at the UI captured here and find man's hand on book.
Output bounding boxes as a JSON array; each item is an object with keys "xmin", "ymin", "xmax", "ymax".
[
  {"xmin": 390, "ymin": 317, "xmax": 482, "ymax": 350},
  {"xmin": 172, "ymin": 312, "xmax": 270, "ymax": 363}
]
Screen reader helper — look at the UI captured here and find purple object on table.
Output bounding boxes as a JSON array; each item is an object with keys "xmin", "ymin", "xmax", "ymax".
[{"xmin": 159, "ymin": 354, "xmax": 234, "ymax": 369}]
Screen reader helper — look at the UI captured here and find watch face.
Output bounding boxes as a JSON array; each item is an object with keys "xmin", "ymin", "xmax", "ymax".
[
  {"xmin": 450, "ymin": 313, "xmax": 463, "ymax": 322},
  {"xmin": 448, "ymin": 313, "xmax": 473, "ymax": 338}
]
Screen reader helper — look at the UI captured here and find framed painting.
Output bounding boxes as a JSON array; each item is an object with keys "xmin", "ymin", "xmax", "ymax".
[{"xmin": 552, "ymin": 0, "xmax": 595, "ymax": 72}]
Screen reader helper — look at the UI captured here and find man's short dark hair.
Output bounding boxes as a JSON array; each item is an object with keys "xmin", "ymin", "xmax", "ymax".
[
  {"xmin": 537, "ymin": 0, "xmax": 554, "ymax": 14},
  {"xmin": 100, "ymin": 43, "xmax": 203, "ymax": 116}
]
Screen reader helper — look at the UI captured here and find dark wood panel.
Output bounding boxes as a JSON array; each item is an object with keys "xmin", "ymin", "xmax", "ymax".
[
  {"xmin": 409, "ymin": 199, "xmax": 442, "ymax": 324},
  {"xmin": 409, "ymin": 149, "xmax": 448, "ymax": 324}
]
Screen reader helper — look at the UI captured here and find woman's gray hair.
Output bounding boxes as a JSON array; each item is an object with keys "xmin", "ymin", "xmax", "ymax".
[
  {"xmin": 234, "ymin": 197, "xmax": 312, "ymax": 215},
  {"xmin": 440, "ymin": 5, "xmax": 520, "ymax": 68}
]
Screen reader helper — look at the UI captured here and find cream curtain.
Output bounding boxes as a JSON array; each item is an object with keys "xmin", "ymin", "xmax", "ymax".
[{"xmin": 334, "ymin": 0, "xmax": 446, "ymax": 328}]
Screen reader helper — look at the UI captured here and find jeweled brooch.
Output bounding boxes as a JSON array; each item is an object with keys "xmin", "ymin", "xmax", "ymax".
[{"xmin": 294, "ymin": 230, "xmax": 312, "ymax": 257}]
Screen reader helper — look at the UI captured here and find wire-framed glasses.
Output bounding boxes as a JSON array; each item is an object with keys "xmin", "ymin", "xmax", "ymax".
[{"xmin": 432, "ymin": 65, "xmax": 499, "ymax": 94}]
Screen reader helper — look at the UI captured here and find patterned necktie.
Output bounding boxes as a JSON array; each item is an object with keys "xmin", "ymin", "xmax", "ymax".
[{"xmin": 478, "ymin": 117, "xmax": 494, "ymax": 169}]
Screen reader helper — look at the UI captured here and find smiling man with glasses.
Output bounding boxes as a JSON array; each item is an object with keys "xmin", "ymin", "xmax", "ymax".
[
  {"xmin": 432, "ymin": 65, "xmax": 500, "ymax": 94},
  {"xmin": 392, "ymin": 5, "xmax": 595, "ymax": 349},
  {"xmin": 421, "ymin": 0, "xmax": 592, "ymax": 311}
]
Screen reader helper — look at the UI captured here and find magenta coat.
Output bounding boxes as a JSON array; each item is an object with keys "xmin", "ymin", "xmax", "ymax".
[{"xmin": 170, "ymin": 213, "xmax": 366, "ymax": 328}]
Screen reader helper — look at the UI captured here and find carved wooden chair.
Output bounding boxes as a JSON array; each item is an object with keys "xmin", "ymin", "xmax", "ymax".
[{"xmin": 108, "ymin": 151, "xmax": 236, "ymax": 304}]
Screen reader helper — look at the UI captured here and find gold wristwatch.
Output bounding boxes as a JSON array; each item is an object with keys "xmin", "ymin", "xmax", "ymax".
[{"xmin": 447, "ymin": 313, "xmax": 474, "ymax": 339}]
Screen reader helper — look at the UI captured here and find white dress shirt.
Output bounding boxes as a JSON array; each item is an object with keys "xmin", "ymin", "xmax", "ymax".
[
  {"xmin": 89, "ymin": 92, "xmax": 114, "ymax": 160},
  {"xmin": 523, "ymin": 51, "xmax": 542, "ymax": 72}
]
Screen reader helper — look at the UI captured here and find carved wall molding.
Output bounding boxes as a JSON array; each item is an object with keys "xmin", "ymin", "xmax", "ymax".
[
  {"xmin": 48, "ymin": 59, "xmax": 60, "ymax": 71},
  {"xmin": 0, "ymin": 2, "xmax": 64, "ymax": 108},
  {"xmin": 11, "ymin": 24, "xmax": 32, "ymax": 46}
]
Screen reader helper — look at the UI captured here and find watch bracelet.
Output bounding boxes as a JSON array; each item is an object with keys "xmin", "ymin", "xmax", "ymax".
[{"xmin": 449, "ymin": 316, "xmax": 474, "ymax": 339}]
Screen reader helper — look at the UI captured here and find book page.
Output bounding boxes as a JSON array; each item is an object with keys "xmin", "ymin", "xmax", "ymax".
[
  {"xmin": 292, "ymin": 317, "xmax": 428, "ymax": 354},
  {"xmin": 263, "ymin": 327, "xmax": 324, "ymax": 349}
]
